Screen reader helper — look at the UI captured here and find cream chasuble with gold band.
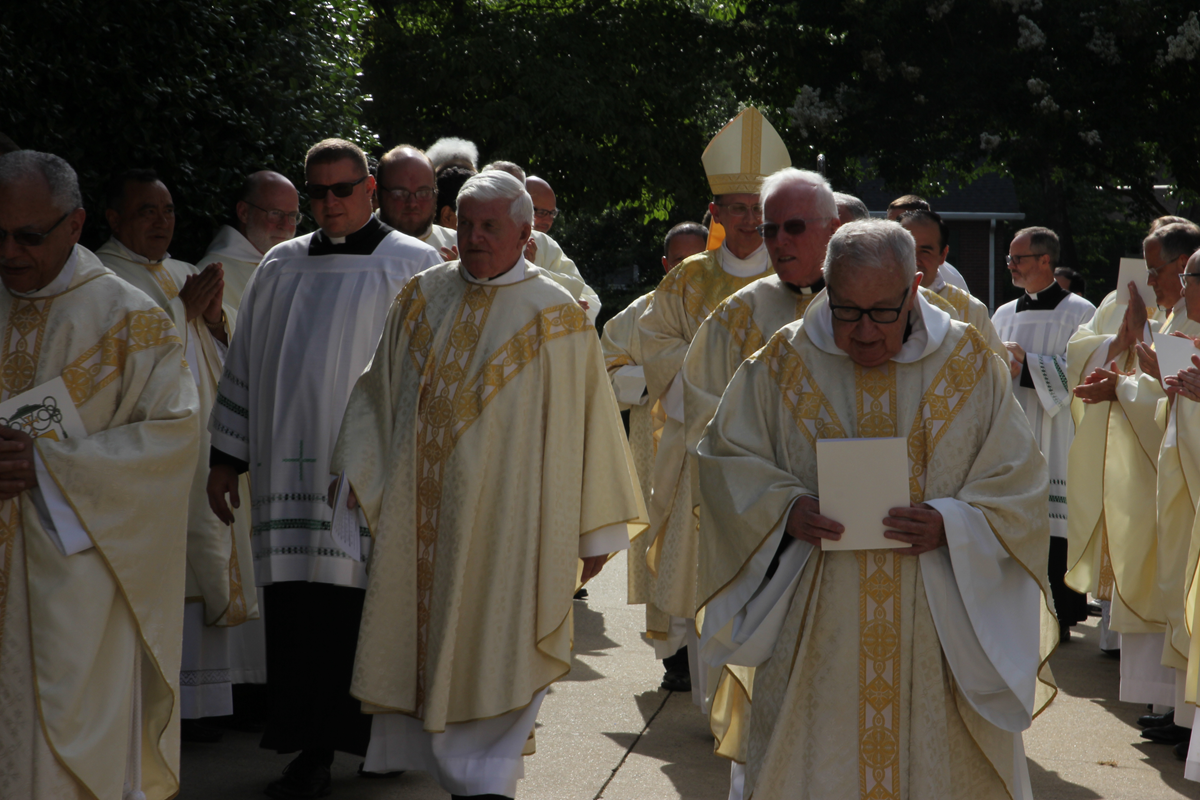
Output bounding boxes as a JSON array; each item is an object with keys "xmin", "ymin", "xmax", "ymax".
[
  {"xmin": 0, "ymin": 245, "xmax": 199, "ymax": 800},
  {"xmin": 421, "ymin": 223, "xmax": 458, "ymax": 254},
  {"xmin": 637, "ymin": 244, "xmax": 772, "ymax": 651},
  {"xmin": 930, "ymin": 277, "xmax": 1008, "ymax": 361},
  {"xmin": 680, "ymin": 273, "xmax": 821, "ymax": 763},
  {"xmin": 1066, "ymin": 292, "xmax": 1173, "ymax": 640},
  {"xmin": 601, "ymin": 291, "xmax": 664, "ymax": 611},
  {"xmin": 332, "ymin": 260, "xmax": 647, "ymax": 734},
  {"xmin": 697, "ymin": 292, "xmax": 1056, "ymax": 800}
]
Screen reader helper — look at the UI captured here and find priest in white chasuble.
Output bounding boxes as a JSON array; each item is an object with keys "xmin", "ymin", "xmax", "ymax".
[
  {"xmin": 680, "ymin": 169, "xmax": 838, "ymax": 786},
  {"xmin": 206, "ymin": 138, "xmax": 439, "ymax": 799},
  {"xmin": 898, "ymin": 210, "xmax": 1007, "ymax": 359},
  {"xmin": 992, "ymin": 226, "xmax": 1096, "ymax": 642},
  {"xmin": 198, "ymin": 170, "xmax": 302, "ymax": 310},
  {"xmin": 97, "ymin": 168, "xmax": 253, "ymax": 738},
  {"xmin": 602, "ymin": 221, "xmax": 707, "ymax": 665},
  {"xmin": 329, "ymin": 170, "xmax": 647, "ymax": 800},
  {"xmin": 637, "ymin": 106, "xmax": 790, "ymax": 698},
  {"xmin": 697, "ymin": 219, "xmax": 1056, "ymax": 800},
  {"xmin": 1067, "ymin": 222, "xmax": 1200, "ymax": 712},
  {"xmin": 0, "ymin": 151, "xmax": 199, "ymax": 800}
]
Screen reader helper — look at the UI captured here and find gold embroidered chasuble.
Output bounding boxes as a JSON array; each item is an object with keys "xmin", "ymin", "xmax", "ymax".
[
  {"xmin": 1065, "ymin": 290, "xmax": 1171, "ymax": 634},
  {"xmin": 697, "ymin": 299, "xmax": 1056, "ymax": 800},
  {"xmin": 97, "ymin": 237, "xmax": 256, "ymax": 627},
  {"xmin": 332, "ymin": 262, "xmax": 647, "ymax": 731},
  {"xmin": 1154, "ymin": 317, "xmax": 1200, "ymax": 673},
  {"xmin": 637, "ymin": 248, "xmax": 772, "ymax": 639},
  {"xmin": 600, "ymin": 290, "xmax": 663, "ymax": 608},
  {"xmin": 0, "ymin": 246, "xmax": 199, "ymax": 800},
  {"xmin": 933, "ymin": 281, "xmax": 1009, "ymax": 360}
]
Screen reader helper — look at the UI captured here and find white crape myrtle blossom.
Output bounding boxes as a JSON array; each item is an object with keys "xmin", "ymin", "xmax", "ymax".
[
  {"xmin": 1163, "ymin": 11, "xmax": 1200, "ymax": 64},
  {"xmin": 981, "ymin": 132, "xmax": 1002, "ymax": 151},
  {"xmin": 1079, "ymin": 130, "xmax": 1101, "ymax": 146},
  {"xmin": 1027, "ymin": 78, "xmax": 1048, "ymax": 96},
  {"xmin": 787, "ymin": 85, "xmax": 842, "ymax": 139},
  {"xmin": 1087, "ymin": 27, "xmax": 1120, "ymax": 64}
]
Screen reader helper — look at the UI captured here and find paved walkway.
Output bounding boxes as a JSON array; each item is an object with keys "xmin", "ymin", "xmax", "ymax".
[{"xmin": 180, "ymin": 552, "xmax": 1198, "ymax": 799}]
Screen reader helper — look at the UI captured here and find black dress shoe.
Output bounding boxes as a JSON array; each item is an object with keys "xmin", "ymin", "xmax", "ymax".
[
  {"xmin": 1058, "ymin": 621, "xmax": 1071, "ymax": 643},
  {"xmin": 1140, "ymin": 724, "xmax": 1192, "ymax": 745},
  {"xmin": 1138, "ymin": 710, "xmax": 1174, "ymax": 729},
  {"xmin": 1087, "ymin": 601, "xmax": 1103, "ymax": 617},
  {"xmin": 180, "ymin": 719, "xmax": 223, "ymax": 743},
  {"xmin": 357, "ymin": 762, "xmax": 404, "ymax": 779},
  {"xmin": 1176, "ymin": 740, "xmax": 1190, "ymax": 761},
  {"xmin": 661, "ymin": 669, "xmax": 691, "ymax": 693},
  {"xmin": 573, "ymin": 588, "xmax": 588, "ymax": 600},
  {"xmin": 265, "ymin": 756, "xmax": 332, "ymax": 799}
]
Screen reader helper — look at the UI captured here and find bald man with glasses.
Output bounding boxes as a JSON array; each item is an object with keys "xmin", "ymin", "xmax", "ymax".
[{"xmin": 206, "ymin": 138, "xmax": 439, "ymax": 799}]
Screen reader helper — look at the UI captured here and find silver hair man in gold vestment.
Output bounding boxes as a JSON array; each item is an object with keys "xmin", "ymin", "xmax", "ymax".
[
  {"xmin": 0, "ymin": 151, "xmax": 199, "ymax": 799},
  {"xmin": 697, "ymin": 219, "xmax": 1056, "ymax": 799},
  {"xmin": 329, "ymin": 170, "xmax": 646, "ymax": 799}
]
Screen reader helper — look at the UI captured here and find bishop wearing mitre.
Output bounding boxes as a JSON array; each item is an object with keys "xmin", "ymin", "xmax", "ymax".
[
  {"xmin": 697, "ymin": 219, "xmax": 1056, "ymax": 799},
  {"xmin": 329, "ymin": 170, "xmax": 646, "ymax": 799},
  {"xmin": 637, "ymin": 106, "xmax": 789, "ymax": 704},
  {"xmin": 0, "ymin": 151, "xmax": 199, "ymax": 799}
]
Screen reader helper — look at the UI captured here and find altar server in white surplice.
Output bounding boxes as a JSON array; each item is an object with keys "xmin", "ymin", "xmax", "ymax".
[
  {"xmin": 98, "ymin": 169, "xmax": 253, "ymax": 741},
  {"xmin": 0, "ymin": 151, "xmax": 200, "ymax": 800},
  {"xmin": 329, "ymin": 170, "xmax": 647, "ymax": 800},
  {"xmin": 992, "ymin": 226, "xmax": 1096, "ymax": 642},
  {"xmin": 698, "ymin": 219, "xmax": 1056, "ymax": 800},
  {"xmin": 206, "ymin": 138, "xmax": 439, "ymax": 800}
]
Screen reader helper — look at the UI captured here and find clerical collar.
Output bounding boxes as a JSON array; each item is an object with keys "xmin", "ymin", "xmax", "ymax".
[
  {"xmin": 1016, "ymin": 278, "xmax": 1067, "ymax": 312},
  {"xmin": 460, "ymin": 258, "xmax": 528, "ymax": 286},
  {"xmin": 10, "ymin": 244, "xmax": 80, "ymax": 298},
  {"xmin": 309, "ymin": 215, "xmax": 392, "ymax": 256},
  {"xmin": 784, "ymin": 276, "xmax": 825, "ymax": 295},
  {"xmin": 929, "ymin": 272, "xmax": 946, "ymax": 293},
  {"xmin": 111, "ymin": 236, "xmax": 168, "ymax": 265},
  {"xmin": 719, "ymin": 242, "xmax": 769, "ymax": 277}
]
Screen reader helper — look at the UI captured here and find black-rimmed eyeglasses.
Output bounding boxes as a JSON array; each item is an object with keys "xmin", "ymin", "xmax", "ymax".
[
  {"xmin": 829, "ymin": 288, "xmax": 911, "ymax": 324},
  {"xmin": 244, "ymin": 202, "xmax": 304, "ymax": 226},
  {"xmin": 0, "ymin": 211, "xmax": 70, "ymax": 247},
  {"xmin": 1179, "ymin": 272, "xmax": 1200, "ymax": 288}
]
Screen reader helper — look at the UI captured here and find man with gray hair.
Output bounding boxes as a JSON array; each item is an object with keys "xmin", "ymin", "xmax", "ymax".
[
  {"xmin": 206, "ymin": 137, "xmax": 440, "ymax": 799},
  {"xmin": 328, "ymin": 169, "xmax": 646, "ymax": 799},
  {"xmin": 697, "ymin": 218, "xmax": 1055, "ymax": 799},
  {"xmin": 0, "ymin": 150, "xmax": 200, "ymax": 799},
  {"xmin": 993, "ymin": 225, "xmax": 1095, "ymax": 643},
  {"xmin": 833, "ymin": 191, "xmax": 869, "ymax": 223}
]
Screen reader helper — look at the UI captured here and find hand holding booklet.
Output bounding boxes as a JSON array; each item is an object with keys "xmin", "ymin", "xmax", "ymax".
[
  {"xmin": 1152, "ymin": 331, "xmax": 1200, "ymax": 382},
  {"xmin": 815, "ymin": 437, "xmax": 910, "ymax": 551},
  {"xmin": 1116, "ymin": 258, "xmax": 1156, "ymax": 312},
  {"xmin": 329, "ymin": 471, "xmax": 364, "ymax": 562}
]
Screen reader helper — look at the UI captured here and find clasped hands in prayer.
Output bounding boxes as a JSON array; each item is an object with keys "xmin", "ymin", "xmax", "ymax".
[
  {"xmin": 0, "ymin": 425, "xmax": 37, "ymax": 501},
  {"xmin": 785, "ymin": 495, "xmax": 946, "ymax": 555},
  {"xmin": 320, "ymin": 476, "xmax": 607, "ymax": 583},
  {"xmin": 180, "ymin": 261, "xmax": 228, "ymax": 343}
]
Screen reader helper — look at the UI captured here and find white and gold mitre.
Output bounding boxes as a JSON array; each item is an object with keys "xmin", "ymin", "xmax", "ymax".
[{"xmin": 702, "ymin": 106, "xmax": 791, "ymax": 196}]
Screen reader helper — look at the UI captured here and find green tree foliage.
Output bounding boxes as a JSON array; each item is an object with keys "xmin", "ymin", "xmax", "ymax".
[{"xmin": 1, "ymin": 0, "xmax": 374, "ymax": 261}]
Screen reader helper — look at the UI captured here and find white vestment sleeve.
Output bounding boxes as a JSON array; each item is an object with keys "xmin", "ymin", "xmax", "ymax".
[
  {"xmin": 32, "ymin": 450, "xmax": 93, "ymax": 556},
  {"xmin": 700, "ymin": 496, "xmax": 813, "ymax": 670},
  {"xmin": 663, "ymin": 372, "xmax": 685, "ymax": 423},
  {"xmin": 922, "ymin": 497, "xmax": 1041, "ymax": 732},
  {"xmin": 1082, "ymin": 334, "xmax": 1116, "ymax": 377},
  {"xmin": 612, "ymin": 365, "xmax": 648, "ymax": 406},
  {"xmin": 579, "ymin": 523, "xmax": 630, "ymax": 557},
  {"xmin": 1025, "ymin": 352, "xmax": 1072, "ymax": 418}
]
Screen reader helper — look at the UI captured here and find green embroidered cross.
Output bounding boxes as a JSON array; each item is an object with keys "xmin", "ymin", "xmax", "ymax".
[{"xmin": 283, "ymin": 440, "xmax": 317, "ymax": 481}]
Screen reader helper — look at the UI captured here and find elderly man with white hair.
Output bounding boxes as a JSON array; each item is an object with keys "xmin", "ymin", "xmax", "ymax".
[
  {"xmin": 327, "ymin": 170, "xmax": 646, "ymax": 800},
  {"xmin": 697, "ymin": 218, "xmax": 1057, "ymax": 799}
]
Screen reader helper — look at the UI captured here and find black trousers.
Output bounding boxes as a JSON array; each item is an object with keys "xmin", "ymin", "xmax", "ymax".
[
  {"xmin": 259, "ymin": 582, "xmax": 372, "ymax": 756},
  {"xmin": 1048, "ymin": 536, "xmax": 1089, "ymax": 626}
]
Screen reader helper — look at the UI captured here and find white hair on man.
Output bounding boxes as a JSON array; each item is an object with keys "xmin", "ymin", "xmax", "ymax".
[
  {"xmin": 833, "ymin": 192, "xmax": 869, "ymax": 221},
  {"xmin": 427, "ymin": 137, "xmax": 480, "ymax": 173},
  {"xmin": 0, "ymin": 150, "xmax": 82, "ymax": 212},
  {"xmin": 457, "ymin": 169, "xmax": 534, "ymax": 227},
  {"xmin": 759, "ymin": 167, "xmax": 838, "ymax": 218},
  {"xmin": 823, "ymin": 218, "xmax": 916, "ymax": 288}
]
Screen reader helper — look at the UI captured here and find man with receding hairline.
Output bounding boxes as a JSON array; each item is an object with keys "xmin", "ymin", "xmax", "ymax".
[
  {"xmin": 377, "ymin": 144, "xmax": 457, "ymax": 251},
  {"xmin": 206, "ymin": 138, "xmax": 439, "ymax": 799},
  {"xmin": 526, "ymin": 175, "xmax": 558, "ymax": 234}
]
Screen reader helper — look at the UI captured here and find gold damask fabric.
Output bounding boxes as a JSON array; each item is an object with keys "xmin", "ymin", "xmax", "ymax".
[
  {"xmin": 1066, "ymin": 291, "xmax": 1171, "ymax": 635},
  {"xmin": 0, "ymin": 246, "xmax": 199, "ymax": 800},
  {"xmin": 697, "ymin": 313, "xmax": 1055, "ymax": 799},
  {"xmin": 932, "ymin": 283, "xmax": 1009, "ymax": 361},
  {"xmin": 332, "ymin": 262, "xmax": 646, "ymax": 731}
]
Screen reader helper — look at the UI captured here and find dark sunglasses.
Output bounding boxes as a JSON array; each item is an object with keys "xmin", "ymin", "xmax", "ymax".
[
  {"xmin": 756, "ymin": 218, "xmax": 824, "ymax": 239},
  {"xmin": 306, "ymin": 175, "xmax": 368, "ymax": 200},
  {"xmin": 0, "ymin": 211, "xmax": 70, "ymax": 247}
]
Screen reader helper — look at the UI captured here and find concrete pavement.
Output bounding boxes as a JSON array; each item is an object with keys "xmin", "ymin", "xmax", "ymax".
[{"xmin": 180, "ymin": 552, "xmax": 1198, "ymax": 799}]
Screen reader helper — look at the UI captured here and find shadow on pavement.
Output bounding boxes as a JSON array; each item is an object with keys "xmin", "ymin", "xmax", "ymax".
[{"xmin": 1028, "ymin": 759, "xmax": 1104, "ymax": 799}]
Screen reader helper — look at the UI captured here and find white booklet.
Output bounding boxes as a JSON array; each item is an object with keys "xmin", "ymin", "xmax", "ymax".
[
  {"xmin": 0, "ymin": 376, "xmax": 87, "ymax": 441},
  {"xmin": 1153, "ymin": 332, "xmax": 1200, "ymax": 382},
  {"xmin": 1116, "ymin": 258, "xmax": 1156, "ymax": 311},
  {"xmin": 815, "ymin": 437, "xmax": 910, "ymax": 551},
  {"xmin": 329, "ymin": 471, "xmax": 364, "ymax": 562}
]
